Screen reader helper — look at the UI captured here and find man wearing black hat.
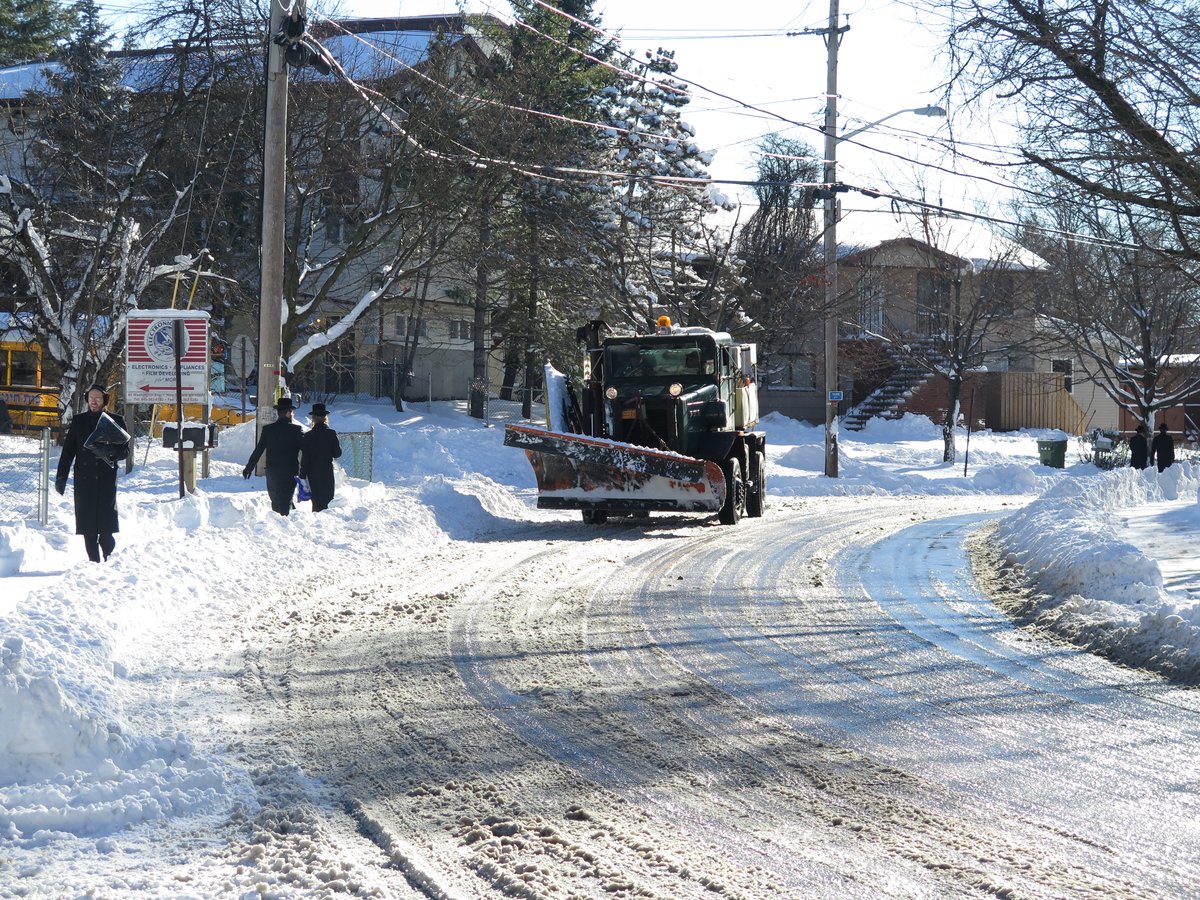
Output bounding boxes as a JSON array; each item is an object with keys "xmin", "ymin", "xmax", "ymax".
[
  {"xmin": 1150, "ymin": 422, "xmax": 1176, "ymax": 472},
  {"xmin": 55, "ymin": 384, "xmax": 131, "ymax": 562},
  {"xmin": 243, "ymin": 396, "xmax": 305, "ymax": 515},
  {"xmin": 1129, "ymin": 424, "xmax": 1149, "ymax": 470},
  {"xmin": 300, "ymin": 402, "xmax": 342, "ymax": 512}
]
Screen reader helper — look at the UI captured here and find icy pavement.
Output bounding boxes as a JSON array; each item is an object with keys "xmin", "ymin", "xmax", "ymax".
[{"xmin": 1121, "ymin": 497, "xmax": 1200, "ymax": 600}]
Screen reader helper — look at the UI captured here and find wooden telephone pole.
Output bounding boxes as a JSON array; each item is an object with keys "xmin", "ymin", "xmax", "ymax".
[{"xmin": 255, "ymin": 0, "xmax": 289, "ymax": 462}]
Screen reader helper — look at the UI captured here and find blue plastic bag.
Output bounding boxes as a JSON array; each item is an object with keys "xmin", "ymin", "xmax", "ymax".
[{"xmin": 294, "ymin": 475, "xmax": 312, "ymax": 501}]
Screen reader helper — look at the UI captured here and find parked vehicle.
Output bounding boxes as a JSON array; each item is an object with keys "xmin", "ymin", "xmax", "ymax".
[{"xmin": 0, "ymin": 338, "xmax": 60, "ymax": 433}]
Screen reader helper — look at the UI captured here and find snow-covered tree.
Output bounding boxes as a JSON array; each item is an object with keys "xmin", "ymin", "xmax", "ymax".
[
  {"xmin": 735, "ymin": 134, "xmax": 824, "ymax": 383},
  {"xmin": 1, "ymin": 1, "xmax": 203, "ymax": 421},
  {"xmin": 596, "ymin": 46, "xmax": 730, "ymax": 333},
  {"xmin": 474, "ymin": 0, "xmax": 621, "ymax": 414},
  {"xmin": 1028, "ymin": 201, "xmax": 1200, "ymax": 430}
]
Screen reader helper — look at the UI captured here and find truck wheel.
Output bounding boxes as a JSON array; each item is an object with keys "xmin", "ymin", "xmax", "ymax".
[
  {"xmin": 582, "ymin": 509, "xmax": 608, "ymax": 525},
  {"xmin": 719, "ymin": 457, "xmax": 745, "ymax": 525},
  {"xmin": 747, "ymin": 450, "xmax": 766, "ymax": 518}
]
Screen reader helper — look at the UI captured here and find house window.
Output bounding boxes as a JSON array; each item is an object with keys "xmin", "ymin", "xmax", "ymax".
[
  {"xmin": 388, "ymin": 315, "xmax": 427, "ymax": 340},
  {"xmin": 449, "ymin": 319, "xmax": 474, "ymax": 341},
  {"xmin": 856, "ymin": 276, "xmax": 884, "ymax": 334},
  {"xmin": 1052, "ymin": 358, "xmax": 1073, "ymax": 393},
  {"xmin": 917, "ymin": 272, "xmax": 950, "ymax": 336},
  {"xmin": 980, "ymin": 271, "xmax": 1015, "ymax": 316},
  {"xmin": 325, "ymin": 210, "xmax": 343, "ymax": 243}
]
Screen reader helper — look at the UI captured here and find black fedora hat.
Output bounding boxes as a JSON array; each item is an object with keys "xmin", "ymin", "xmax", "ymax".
[
  {"xmin": 311, "ymin": 402, "xmax": 330, "ymax": 416},
  {"xmin": 275, "ymin": 395, "xmax": 295, "ymax": 411}
]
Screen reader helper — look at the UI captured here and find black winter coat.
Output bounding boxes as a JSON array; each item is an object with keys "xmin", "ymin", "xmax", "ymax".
[
  {"xmin": 300, "ymin": 423, "xmax": 342, "ymax": 505},
  {"xmin": 1151, "ymin": 432, "xmax": 1175, "ymax": 471},
  {"xmin": 245, "ymin": 418, "xmax": 304, "ymax": 475},
  {"xmin": 56, "ymin": 410, "xmax": 130, "ymax": 535},
  {"xmin": 1129, "ymin": 433, "xmax": 1149, "ymax": 469}
]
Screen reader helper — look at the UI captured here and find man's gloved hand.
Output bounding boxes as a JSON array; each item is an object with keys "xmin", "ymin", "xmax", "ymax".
[
  {"xmin": 54, "ymin": 477, "xmax": 66, "ymax": 495},
  {"xmin": 242, "ymin": 465, "xmax": 253, "ymax": 479}
]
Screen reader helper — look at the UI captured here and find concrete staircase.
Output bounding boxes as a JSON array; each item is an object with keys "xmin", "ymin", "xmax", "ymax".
[{"xmin": 843, "ymin": 342, "xmax": 945, "ymax": 431}]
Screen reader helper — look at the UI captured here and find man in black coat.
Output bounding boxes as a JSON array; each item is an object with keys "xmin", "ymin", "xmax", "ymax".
[
  {"xmin": 300, "ymin": 402, "xmax": 343, "ymax": 512},
  {"xmin": 1150, "ymin": 423, "xmax": 1176, "ymax": 472},
  {"xmin": 55, "ymin": 384, "xmax": 131, "ymax": 562},
  {"xmin": 243, "ymin": 396, "xmax": 305, "ymax": 515},
  {"xmin": 1129, "ymin": 424, "xmax": 1149, "ymax": 470}
]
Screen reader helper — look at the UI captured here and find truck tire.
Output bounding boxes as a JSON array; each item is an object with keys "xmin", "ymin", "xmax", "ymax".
[
  {"xmin": 747, "ymin": 450, "xmax": 766, "ymax": 518},
  {"xmin": 582, "ymin": 509, "xmax": 608, "ymax": 525},
  {"xmin": 719, "ymin": 456, "xmax": 745, "ymax": 525}
]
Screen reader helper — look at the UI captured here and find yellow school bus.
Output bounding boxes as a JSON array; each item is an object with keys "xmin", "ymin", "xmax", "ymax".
[{"xmin": 0, "ymin": 338, "xmax": 61, "ymax": 433}]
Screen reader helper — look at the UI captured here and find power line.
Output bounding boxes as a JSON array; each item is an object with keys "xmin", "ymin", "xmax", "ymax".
[{"xmin": 302, "ymin": 10, "xmax": 1192, "ymax": 256}]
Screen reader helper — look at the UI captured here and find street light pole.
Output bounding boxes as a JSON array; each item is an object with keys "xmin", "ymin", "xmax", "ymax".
[
  {"xmin": 840, "ymin": 106, "xmax": 946, "ymax": 142},
  {"xmin": 820, "ymin": 91, "xmax": 944, "ymax": 476},
  {"xmin": 821, "ymin": 1, "xmax": 847, "ymax": 478}
]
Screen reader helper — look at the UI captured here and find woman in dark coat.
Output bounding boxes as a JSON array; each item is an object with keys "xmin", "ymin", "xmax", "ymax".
[
  {"xmin": 299, "ymin": 402, "xmax": 342, "ymax": 512},
  {"xmin": 55, "ymin": 384, "xmax": 130, "ymax": 562}
]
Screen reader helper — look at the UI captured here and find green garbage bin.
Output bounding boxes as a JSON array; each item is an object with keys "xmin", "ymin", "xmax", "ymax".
[{"xmin": 1037, "ymin": 438, "xmax": 1068, "ymax": 468}]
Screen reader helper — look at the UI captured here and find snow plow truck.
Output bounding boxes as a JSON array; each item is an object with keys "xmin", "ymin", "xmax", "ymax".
[{"xmin": 504, "ymin": 318, "xmax": 767, "ymax": 525}]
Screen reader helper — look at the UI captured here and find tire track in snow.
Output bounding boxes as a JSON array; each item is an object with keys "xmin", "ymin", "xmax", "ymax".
[
  {"xmin": 618, "ymin": 497, "xmax": 1193, "ymax": 896},
  {"xmin": 448, "ymin": 505, "xmax": 1130, "ymax": 897}
]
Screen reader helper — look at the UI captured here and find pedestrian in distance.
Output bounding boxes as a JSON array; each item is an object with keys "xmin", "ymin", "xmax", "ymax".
[
  {"xmin": 299, "ymin": 402, "xmax": 342, "ymax": 512},
  {"xmin": 54, "ymin": 384, "xmax": 131, "ymax": 562},
  {"xmin": 1150, "ymin": 422, "xmax": 1175, "ymax": 472},
  {"xmin": 243, "ymin": 395, "xmax": 304, "ymax": 516},
  {"xmin": 1129, "ymin": 424, "xmax": 1149, "ymax": 470}
]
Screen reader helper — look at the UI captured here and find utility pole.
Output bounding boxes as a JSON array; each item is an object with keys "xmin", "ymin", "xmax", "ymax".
[
  {"xmin": 821, "ymin": 1, "xmax": 848, "ymax": 478},
  {"xmin": 255, "ymin": 0, "xmax": 289, "ymax": 465},
  {"xmin": 794, "ymin": 3, "xmax": 849, "ymax": 478}
]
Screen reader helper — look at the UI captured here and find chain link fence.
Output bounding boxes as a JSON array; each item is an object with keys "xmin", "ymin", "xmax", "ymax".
[
  {"xmin": 339, "ymin": 430, "xmax": 374, "ymax": 481},
  {"xmin": 0, "ymin": 428, "xmax": 53, "ymax": 526}
]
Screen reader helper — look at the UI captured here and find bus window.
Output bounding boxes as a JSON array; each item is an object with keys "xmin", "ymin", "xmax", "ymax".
[{"xmin": 10, "ymin": 350, "xmax": 38, "ymax": 387}]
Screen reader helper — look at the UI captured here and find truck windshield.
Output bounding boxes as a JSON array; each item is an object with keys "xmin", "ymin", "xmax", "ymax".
[{"xmin": 607, "ymin": 343, "xmax": 708, "ymax": 378}]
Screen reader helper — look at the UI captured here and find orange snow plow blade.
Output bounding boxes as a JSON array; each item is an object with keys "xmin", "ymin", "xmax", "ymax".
[{"xmin": 504, "ymin": 423, "xmax": 725, "ymax": 513}]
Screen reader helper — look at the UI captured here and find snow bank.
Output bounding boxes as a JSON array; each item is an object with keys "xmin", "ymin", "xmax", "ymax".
[
  {"xmin": 765, "ymin": 412, "xmax": 1072, "ymax": 497},
  {"xmin": 995, "ymin": 462, "xmax": 1200, "ymax": 681},
  {"xmin": 0, "ymin": 404, "xmax": 545, "ymax": 848},
  {"xmin": 0, "ymin": 572, "xmax": 229, "ymax": 841}
]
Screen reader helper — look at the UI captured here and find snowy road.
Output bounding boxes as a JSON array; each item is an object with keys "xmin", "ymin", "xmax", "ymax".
[{"xmin": 228, "ymin": 495, "xmax": 1200, "ymax": 898}]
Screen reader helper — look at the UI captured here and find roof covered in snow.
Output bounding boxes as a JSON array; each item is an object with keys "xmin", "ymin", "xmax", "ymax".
[
  {"xmin": 838, "ymin": 209, "xmax": 1046, "ymax": 272},
  {"xmin": 0, "ymin": 16, "xmax": 485, "ymax": 102}
]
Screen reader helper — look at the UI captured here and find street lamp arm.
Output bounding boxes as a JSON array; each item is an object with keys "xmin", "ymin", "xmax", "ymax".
[{"xmin": 838, "ymin": 105, "xmax": 946, "ymax": 142}]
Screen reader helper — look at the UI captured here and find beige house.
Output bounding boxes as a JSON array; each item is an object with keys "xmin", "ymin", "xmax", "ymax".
[{"xmin": 834, "ymin": 215, "xmax": 1119, "ymax": 433}]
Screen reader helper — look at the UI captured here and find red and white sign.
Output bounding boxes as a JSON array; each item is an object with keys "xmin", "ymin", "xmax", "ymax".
[{"xmin": 125, "ymin": 311, "xmax": 210, "ymax": 404}]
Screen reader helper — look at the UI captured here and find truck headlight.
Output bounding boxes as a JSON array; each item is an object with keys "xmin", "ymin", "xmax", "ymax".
[
  {"xmin": 668, "ymin": 383, "xmax": 682, "ymax": 397},
  {"xmin": 605, "ymin": 386, "xmax": 618, "ymax": 400}
]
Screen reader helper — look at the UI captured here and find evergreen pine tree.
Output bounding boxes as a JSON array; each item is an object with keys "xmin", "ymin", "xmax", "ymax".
[{"xmin": 0, "ymin": 0, "xmax": 73, "ymax": 66}]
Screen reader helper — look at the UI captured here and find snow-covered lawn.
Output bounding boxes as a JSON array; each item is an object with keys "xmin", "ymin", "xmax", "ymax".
[{"xmin": 1, "ymin": 400, "xmax": 1197, "ymax": 895}]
